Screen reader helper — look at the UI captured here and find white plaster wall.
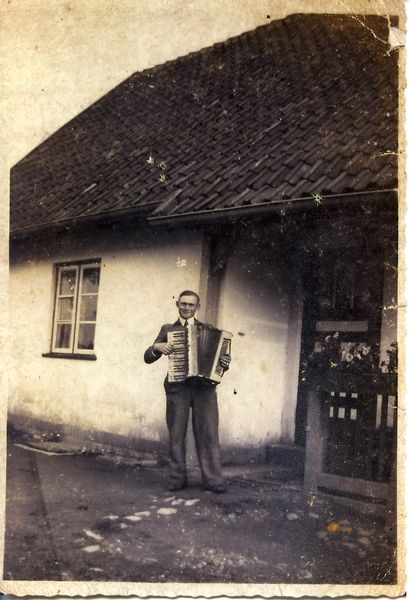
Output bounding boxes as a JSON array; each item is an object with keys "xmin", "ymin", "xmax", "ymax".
[
  {"xmin": 9, "ymin": 223, "xmax": 294, "ymax": 454},
  {"xmin": 8, "ymin": 226, "xmax": 204, "ymax": 444},
  {"xmin": 216, "ymin": 241, "xmax": 290, "ymax": 450}
]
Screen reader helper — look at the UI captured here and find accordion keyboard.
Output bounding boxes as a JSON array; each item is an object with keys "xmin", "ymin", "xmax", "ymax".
[{"xmin": 168, "ymin": 329, "xmax": 188, "ymax": 382}]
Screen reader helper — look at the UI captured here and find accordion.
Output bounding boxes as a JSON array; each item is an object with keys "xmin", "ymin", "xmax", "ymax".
[{"xmin": 167, "ymin": 325, "xmax": 232, "ymax": 383}]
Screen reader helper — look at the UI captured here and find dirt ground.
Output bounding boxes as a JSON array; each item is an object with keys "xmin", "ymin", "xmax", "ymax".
[{"xmin": 3, "ymin": 438, "xmax": 397, "ymax": 584}]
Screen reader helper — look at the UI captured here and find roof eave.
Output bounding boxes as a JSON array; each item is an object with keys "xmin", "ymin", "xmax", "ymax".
[
  {"xmin": 9, "ymin": 202, "xmax": 160, "ymax": 240},
  {"xmin": 147, "ymin": 189, "xmax": 398, "ymax": 227},
  {"xmin": 10, "ymin": 188, "xmax": 398, "ymax": 240}
]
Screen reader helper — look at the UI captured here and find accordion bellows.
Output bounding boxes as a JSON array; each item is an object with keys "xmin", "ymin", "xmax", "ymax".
[{"xmin": 168, "ymin": 325, "xmax": 232, "ymax": 383}]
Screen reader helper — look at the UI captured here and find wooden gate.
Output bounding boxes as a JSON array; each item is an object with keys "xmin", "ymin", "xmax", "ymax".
[{"xmin": 304, "ymin": 373, "xmax": 397, "ymax": 501}]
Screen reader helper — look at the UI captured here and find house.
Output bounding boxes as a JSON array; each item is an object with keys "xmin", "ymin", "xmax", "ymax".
[{"xmin": 9, "ymin": 13, "xmax": 399, "ymax": 491}]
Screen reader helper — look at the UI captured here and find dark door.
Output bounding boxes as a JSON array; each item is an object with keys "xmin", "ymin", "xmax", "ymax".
[{"xmin": 295, "ymin": 246, "xmax": 384, "ymax": 446}]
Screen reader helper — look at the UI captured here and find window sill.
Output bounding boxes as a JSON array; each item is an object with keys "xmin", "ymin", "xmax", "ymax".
[{"xmin": 42, "ymin": 352, "xmax": 97, "ymax": 361}]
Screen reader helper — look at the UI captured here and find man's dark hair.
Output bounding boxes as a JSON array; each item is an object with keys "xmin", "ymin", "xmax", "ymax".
[{"xmin": 178, "ymin": 290, "xmax": 200, "ymax": 303}]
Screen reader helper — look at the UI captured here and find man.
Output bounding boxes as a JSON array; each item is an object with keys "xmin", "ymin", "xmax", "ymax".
[{"xmin": 144, "ymin": 291, "xmax": 231, "ymax": 493}]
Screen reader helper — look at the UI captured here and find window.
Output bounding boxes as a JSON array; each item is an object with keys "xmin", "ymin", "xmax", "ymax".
[{"xmin": 45, "ymin": 260, "xmax": 101, "ymax": 359}]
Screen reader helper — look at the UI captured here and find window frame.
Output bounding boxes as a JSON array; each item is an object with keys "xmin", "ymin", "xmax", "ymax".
[{"xmin": 43, "ymin": 259, "xmax": 101, "ymax": 360}]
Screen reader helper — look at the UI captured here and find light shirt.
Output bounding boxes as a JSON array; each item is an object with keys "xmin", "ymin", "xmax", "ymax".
[{"xmin": 179, "ymin": 317, "xmax": 195, "ymax": 326}]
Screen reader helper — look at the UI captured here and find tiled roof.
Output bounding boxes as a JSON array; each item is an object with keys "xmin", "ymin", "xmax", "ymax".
[{"xmin": 10, "ymin": 13, "xmax": 398, "ymax": 232}]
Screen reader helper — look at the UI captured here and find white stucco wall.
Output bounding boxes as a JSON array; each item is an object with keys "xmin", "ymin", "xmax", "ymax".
[
  {"xmin": 9, "ymin": 226, "xmax": 204, "ymax": 446},
  {"xmin": 215, "ymin": 235, "xmax": 291, "ymax": 451},
  {"xmin": 9, "ymin": 222, "xmax": 295, "ymax": 458}
]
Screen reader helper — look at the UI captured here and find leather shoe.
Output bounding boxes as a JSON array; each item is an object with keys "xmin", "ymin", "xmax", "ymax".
[
  {"xmin": 205, "ymin": 484, "xmax": 226, "ymax": 494},
  {"xmin": 168, "ymin": 482, "xmax": 187, "ymax": 492}
]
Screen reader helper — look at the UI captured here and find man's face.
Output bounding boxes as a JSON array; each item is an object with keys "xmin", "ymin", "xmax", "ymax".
[{"xmin": 176, "ymin": 294, "xmax": 200, "ymax": 321}]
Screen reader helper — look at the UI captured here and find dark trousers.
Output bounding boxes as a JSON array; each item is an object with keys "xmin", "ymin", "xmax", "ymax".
[{"xmin": 165, "ymin": 383, "xmax": 224, "ymax": 488}]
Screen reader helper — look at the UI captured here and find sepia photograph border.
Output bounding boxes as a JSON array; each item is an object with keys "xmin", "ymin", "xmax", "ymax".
[{"xmin": 0, "ymin": 0, "xmax": 407, "ymax": 597}]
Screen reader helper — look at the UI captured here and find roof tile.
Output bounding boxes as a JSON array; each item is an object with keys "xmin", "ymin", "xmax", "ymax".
[{"xmin": 10, "ymin": 13, "xmax": 398, "ymax": 230}]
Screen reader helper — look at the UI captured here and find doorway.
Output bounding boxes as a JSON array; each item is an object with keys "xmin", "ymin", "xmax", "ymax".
[{"xmin": 294, "ymin": 246, "xmax": 384, "ymax": 447}]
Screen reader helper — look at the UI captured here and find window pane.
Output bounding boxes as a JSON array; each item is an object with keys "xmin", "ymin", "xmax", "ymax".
[
  {"xmin": 58, "ymin": 297, "xmax": 74, "ymax": 320},
  {"xmin": 82, "ymin": 267, "xmax": 100, "ymax": 294},
  {"xmin": 77, "ymin": 324, "xmax": 96, "ymax": 350},
  {"xmin": 60, "ymin": 270, "xmax": 77, "ymax": 295},
  {"xmin": 79, "ymin": 295, "xmax": 98, "ymax": 322},
  {"xmin": 55, "ymin": 324, "xmax": 72, "ymax": 349},
  {"xmin": 53, "ymin": 263, "xmax": 100, "ymax": 354}
]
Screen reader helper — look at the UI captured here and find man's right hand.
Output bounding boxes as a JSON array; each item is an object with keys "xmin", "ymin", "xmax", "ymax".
[{"xmin": 153, "ymin": 342, "xmax": 174, "ymax": 355}]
